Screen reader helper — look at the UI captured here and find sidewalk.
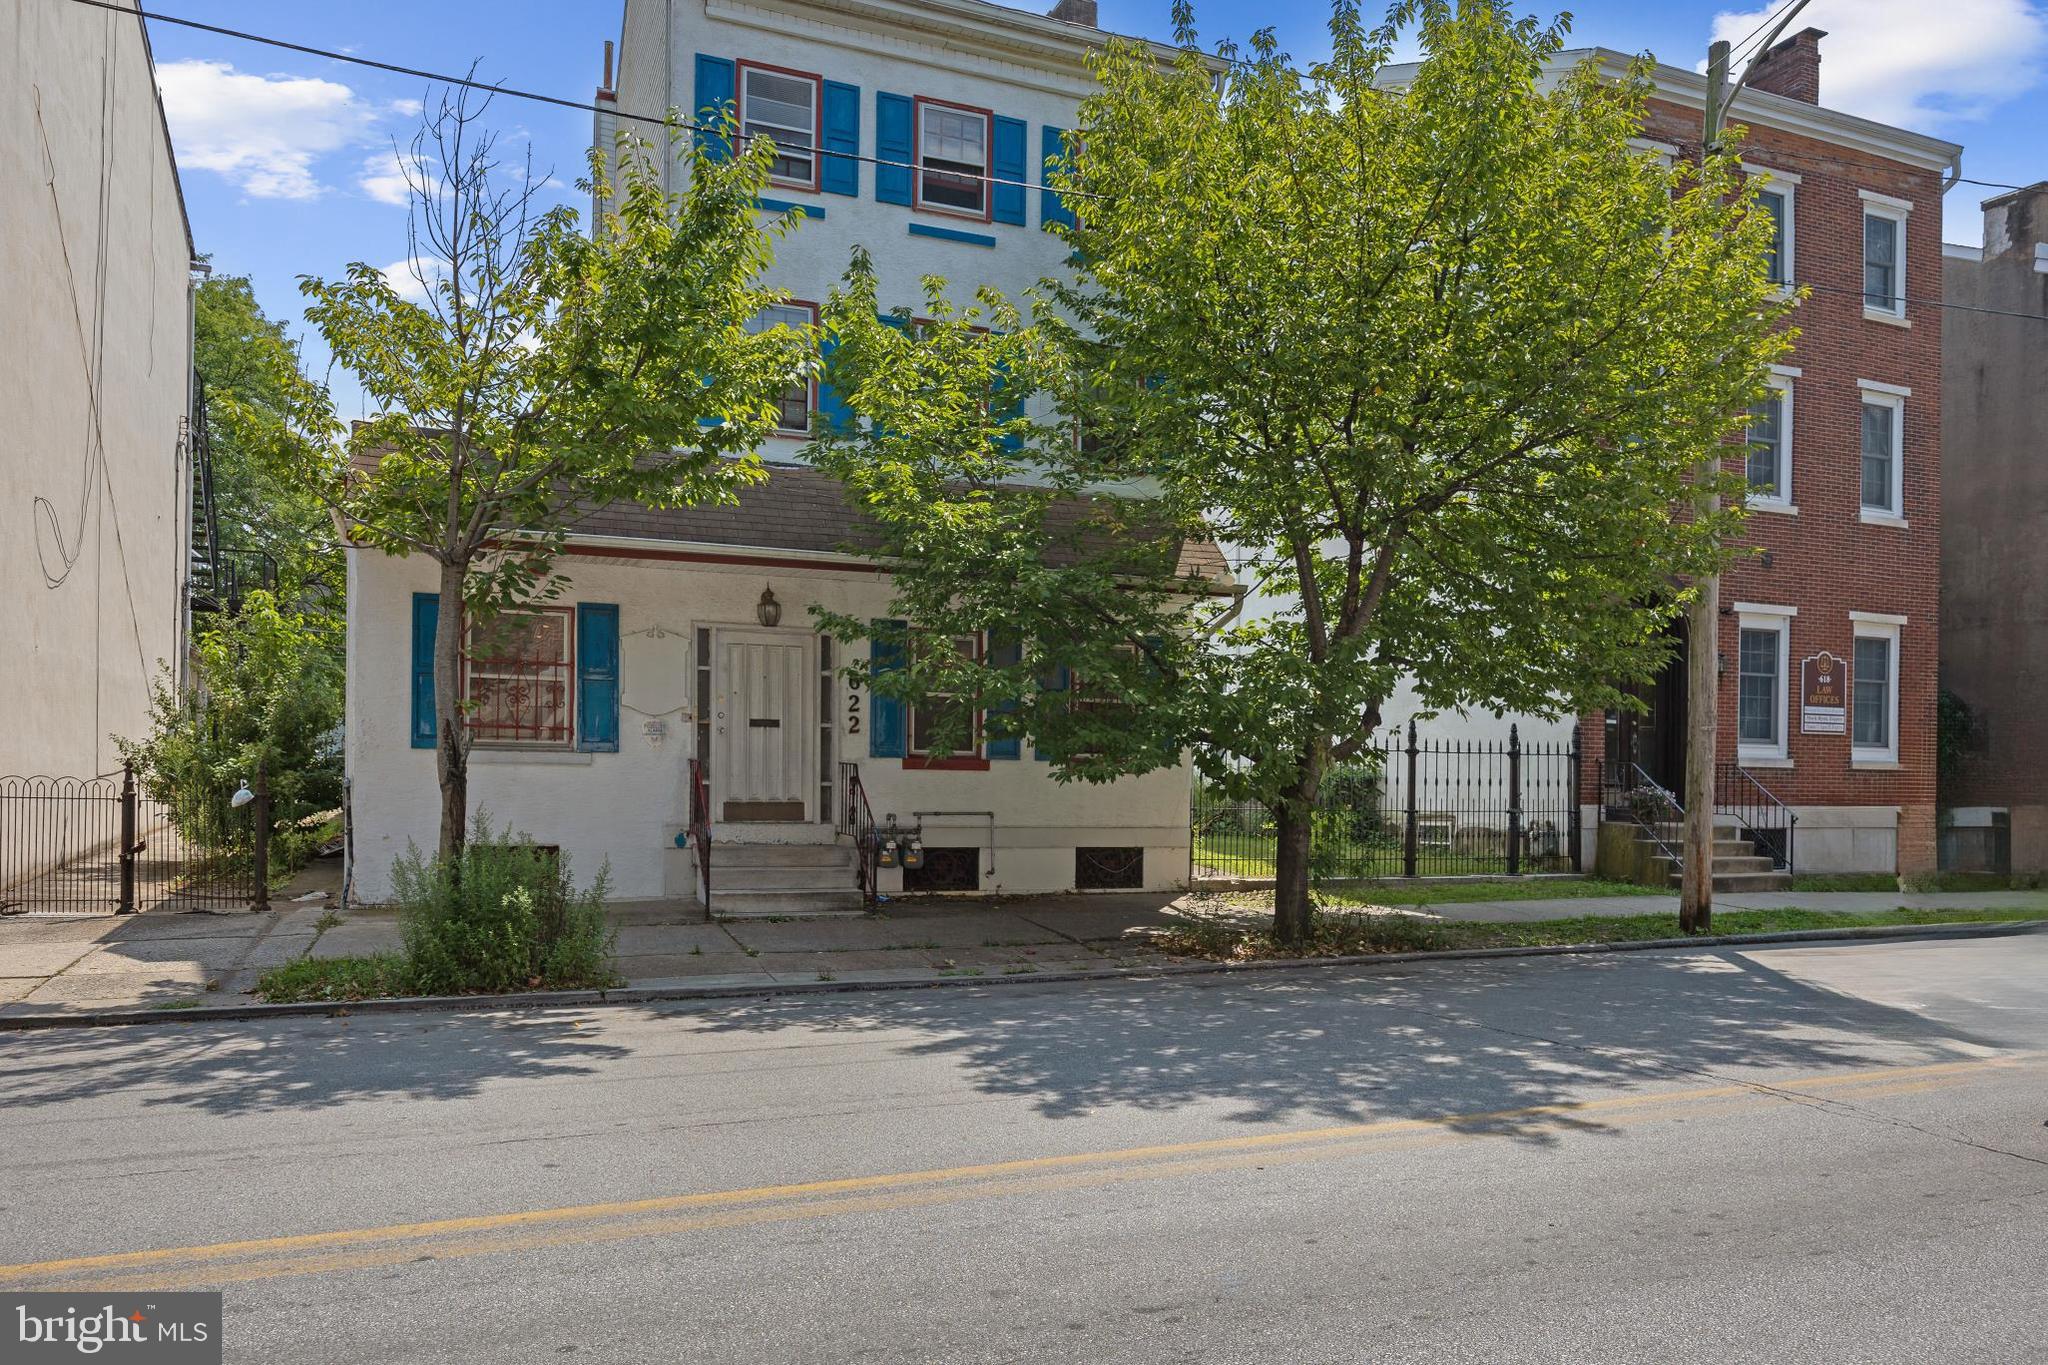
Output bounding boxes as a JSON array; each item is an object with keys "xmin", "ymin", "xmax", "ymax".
[{"xmin": 3, "ymin": 876, "xmax": 2043, "ymax": 1019}]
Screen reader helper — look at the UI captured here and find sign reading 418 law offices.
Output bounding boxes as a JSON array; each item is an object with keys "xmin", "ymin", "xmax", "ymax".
[{"xmin": 1801, "ymin": 651, "xmax": 1847, "ymax": 735}]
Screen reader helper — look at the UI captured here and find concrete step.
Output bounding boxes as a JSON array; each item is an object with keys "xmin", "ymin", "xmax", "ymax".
[
  {"xmin": 711, "ymin": 842, "xmax": 856, "ymax": 870},
  {"xmin": 708, "ymin": 863, "xmax": 861, "ymax": 892},
  {"xmin": 707, "ymin": 887, "xmax": 868, "ymax": 917},
  {"xmin": 1637, "ymin": 837, "xmax": 1755, "ymax": 858}
]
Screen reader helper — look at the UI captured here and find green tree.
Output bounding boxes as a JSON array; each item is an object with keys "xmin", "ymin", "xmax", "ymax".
[
  {"xmin": 297, "ymin": 86, "xmax": 813, "ymax": 856},
  {"xmin": 192, "ymin": 274, "xmax": 343, "ymax": 629},
  {"xmin": 811, "ymin": 0, "xmax": 1792, "ymax": 942},
  {"xmin": 116, "ymin": 590, "xmax": 343, "ymax": 875}
]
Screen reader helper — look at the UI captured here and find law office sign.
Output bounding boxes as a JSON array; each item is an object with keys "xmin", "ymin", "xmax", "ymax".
[{"xmin": 1801, "ymin": 651, "xmax": 1847, "ymax": 734}]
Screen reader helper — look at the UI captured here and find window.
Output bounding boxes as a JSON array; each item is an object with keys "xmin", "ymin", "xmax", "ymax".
[
  {"xmin": 1858, "ymin": 386, "xmax": 1905, "ymax": 518},
  {"xmin": 738, "ymin": 63, "xmax": 820, "ymax": 188},
  {"xmin": 909, "ymin": 632, "xmax": 981, "ymax": 757},
  {"xmin": 1757, "ymin": 189, "xmax": 1787, "ymax": 284},
  {"xmin": 1735, "ymin": 612, "xmax": 1792, "ymax": 760},
  {"xmin": 1745, "ymin": 382, "xmax": 1791, "ymax": 504},
  {"xmin": 1851, "ymin": 620, "xmax": 1902, "ymax": 762},
  {"xmin": 916, "ymin": 99, "xmax": 990, "ymax": 219},
  {"xmin": 746, "ymin": 301, "xmax": 817, "ymax": 435},
  {"xmin": 465, "ymin": 608, "xmax": 574, "ymax": 747},
  {"xmin": 1860, "ymin": 192, "xmax": 1910, "ymax": 318}
]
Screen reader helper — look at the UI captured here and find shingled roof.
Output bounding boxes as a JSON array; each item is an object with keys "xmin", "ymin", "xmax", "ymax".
[{"xmin": 569, "ymin": 463, "xmax": 1231, "ymax": 587}]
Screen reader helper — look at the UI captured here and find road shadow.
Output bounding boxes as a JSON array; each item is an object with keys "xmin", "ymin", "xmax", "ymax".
[
  {"xmin": 664, "ymin": 945, "xmax": 2010, "ymax": 1144},
  {"xmin": 0, "ymin": 1009, "xmax": 631, "ymax": 1117}
]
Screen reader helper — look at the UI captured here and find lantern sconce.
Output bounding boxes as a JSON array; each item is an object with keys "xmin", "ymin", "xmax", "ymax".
[{"xmin": 757, "ymin": 584, "xmax": 782, "ymax": 628}]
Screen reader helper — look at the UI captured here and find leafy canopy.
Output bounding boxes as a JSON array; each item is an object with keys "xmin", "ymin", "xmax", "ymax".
[{"xmin": 812, "ymin": 0, "xmax": 1792, "ymax": 815}]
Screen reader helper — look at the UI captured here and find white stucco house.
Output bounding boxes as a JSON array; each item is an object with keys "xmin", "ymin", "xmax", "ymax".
[{"xmin": 343, "ymin": 0, "xmax": 1227, "ymax": 910}]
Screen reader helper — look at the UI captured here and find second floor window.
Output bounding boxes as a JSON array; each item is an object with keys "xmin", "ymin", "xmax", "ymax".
[
  {"xmin": 1860, "ymin": 393, "xmax": 1903, "ymax": 516},
  {"xmin": 1863, "ymin": 209, "xmax": 1902, "ymax": 313},
  {"xmin": 740, "ymin": 64, "xmax": 820, "ymax": 188},
  {"xmin": 1756, "ymin": 188, "xmax": 1788, "ymax": 285},
  {"xmin": 466, "ymin": 609, "xmax": 574, "ymax": 748},
  {"xmin": 917, "ymin": 101, "xmax": 989, "ymax": 217},
  {"xmin": 1746, "ymin": 390, "xmax": 1786, "ymax": 501}
]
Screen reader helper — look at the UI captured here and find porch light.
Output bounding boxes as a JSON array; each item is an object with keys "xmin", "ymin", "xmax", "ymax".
[{"xmin": 756, "ymin": 585, "xmax": 782, "ymax": 628}]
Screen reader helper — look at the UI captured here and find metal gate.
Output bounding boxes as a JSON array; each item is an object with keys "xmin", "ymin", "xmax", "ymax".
[{"xmin": 0, "ymin": 766, "xmax": 264, "ymax": 915}]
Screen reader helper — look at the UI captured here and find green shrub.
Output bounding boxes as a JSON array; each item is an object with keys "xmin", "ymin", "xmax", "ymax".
[{"xmin": 392, "ymin": 818, "xmax": 617, "ymax": 994}]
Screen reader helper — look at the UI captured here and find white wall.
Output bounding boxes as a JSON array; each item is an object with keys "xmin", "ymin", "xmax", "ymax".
[
  {"xmin": 346, "ymin": 545, "xmax": 1193, "ymax": 902},
  {"xmin": 1, "ymin": 0, "xmax": 193, "ymax": 779}
]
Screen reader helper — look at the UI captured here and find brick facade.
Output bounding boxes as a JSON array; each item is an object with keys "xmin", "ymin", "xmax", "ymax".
[{"xmin": 1578, "ymin": 80, "xmax": 1954, "ymax": 876}]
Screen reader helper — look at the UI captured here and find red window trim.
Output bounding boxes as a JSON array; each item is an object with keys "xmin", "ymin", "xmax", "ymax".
[
  {"xmin": 459, "ymin": 603, "xmax": 577, "ymax": 750},
  {"xmin": 911, "ymin": 95, "xmax": 994, "ymax": 225},
  {"xmin": 901, "ymin": 755, "xmax": 992, "ymax": 772},
  {"xmin": 736, "ymin": 59, "xmax": 824, "ymax": 194},
  {"xmin": 761, "ymin": 297, "xmax": 820, "ymax": 438}
]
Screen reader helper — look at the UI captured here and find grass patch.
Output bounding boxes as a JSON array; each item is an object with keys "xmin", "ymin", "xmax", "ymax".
[
  {"xmin": 149, "ymin": 998, "xmax": 204, "ymax": 1011},
  {"xmin": 1192, "ymin": 833, "xmax": 1569, "ymax": 881},
  {"xmin": 256, "ymin": 953, "xmax": 413, "ymax": 1003},
  {"xmin": 1318, "ymin": 877, "xmax": 1653, "ymax": 906},
  {"xmin": 1149, "ymin": 904, "xmax": 2038, "ymax": 962},
  {"xmin": 1902, "ymin": 871, "xmax": 2048, "ymax": 892}
]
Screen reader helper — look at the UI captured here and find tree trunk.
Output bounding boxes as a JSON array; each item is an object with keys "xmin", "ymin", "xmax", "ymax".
[
  {"xmin": 1270, "ymin": 746, "xmax": 1326, "ymax": 946},
  {"xmin": 434, "ymin": 559, "xmax": 469, "ymax": 860},
  {"xmin": 1679, "ymin": 575, "xmax": 1717, "ymax": 935}
]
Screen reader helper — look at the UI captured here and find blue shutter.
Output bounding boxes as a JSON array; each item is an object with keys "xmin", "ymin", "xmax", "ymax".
[
  {"xmin": 817, "ymin": 332, "xmax": 852, "ymax": 434},
  {"xmin": 1041, "ymin": 125, "xmax": 1077, "ymax": 231},
  {"xmin": 1034, "ymin": 662, "xmax": 1069, "ymax": 760},
  {"xmin": 410, "ymin": 592, "xmax": 439, "ymax": 749},
  {"xmin": 869, "ymin": 621, "xmax": 906, "ymax": 759},
  {"xmin": 576, "ymin": 603, "xmax": 620, "ymax": 753},
  {"xmin": 822, "ymin": 80, "xmax": 861, "ymax": 197},
  {"xmin": 695, "ymin": 54, "xmax": 735, "ymax": 162},
  {"xmin": 985, "ymin": 635, "xmax": 1022, "ymax": 759},
  {"xmin": 992, "ymin": 116, "xmax": 1027, "ymax": 226},
  {"xmin": 875, "ymin": 93, "xmax": 913, "ymax": 205},
  {"xmin": 990, "ymin": 357, "xmax": 1024, "ymax": 454}
]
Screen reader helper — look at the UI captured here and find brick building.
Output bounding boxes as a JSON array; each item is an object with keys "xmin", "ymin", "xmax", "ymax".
[{"xmin": 1572, "ymin": 30, "xmax": 1960, "ymax": 878}]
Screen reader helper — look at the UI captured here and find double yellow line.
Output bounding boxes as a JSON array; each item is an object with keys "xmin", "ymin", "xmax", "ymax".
[{"xmin": 1, "ymin": 1053, "xmax": 2023, "ymax": 1292}]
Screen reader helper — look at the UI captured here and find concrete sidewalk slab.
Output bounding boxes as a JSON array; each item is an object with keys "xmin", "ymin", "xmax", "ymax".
[
  {"xmin": 97, "ymin": 913, "xmax": 272, "ymax": 941},
  {"xmin": 65, "ymin": 936, "xmax": 255, "ymax": 970},
  {"xmin": 0, "ymin": 917, "xmax": 122, "ymax": 945},
  {"xmin": 612, "ymin": 924, "xmax": 740, "ymax": 956},
  {"xmin": 16, "ymin": 967, "xmax": 216, "ymax": 1006},
  {"xmin": 610, "ymin": 951, "xmax": 761, "ymax": 979},
  {"xmin": 0, "ymin": 943, "xmax": 103, "ymax": 976}
]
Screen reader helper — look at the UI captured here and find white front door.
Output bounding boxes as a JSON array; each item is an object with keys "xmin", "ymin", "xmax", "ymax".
[{"xmin": 713, "ymin": 628, "xmax": 814, "ymax": 823}]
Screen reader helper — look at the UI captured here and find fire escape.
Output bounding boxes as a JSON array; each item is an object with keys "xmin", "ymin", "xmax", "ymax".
[{"xmin": 187, "ymin": 376, "xmax": 275, "ymax": 619}]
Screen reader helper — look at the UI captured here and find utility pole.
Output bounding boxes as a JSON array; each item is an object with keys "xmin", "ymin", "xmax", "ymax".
[{"xmin": 1683, "ymin": 3, "xmax": 1811, "ymax": 936}]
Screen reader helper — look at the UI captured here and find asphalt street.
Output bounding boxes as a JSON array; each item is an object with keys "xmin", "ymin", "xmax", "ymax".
[{"xmin": 2, "ymin": 932, "xmax": 2044, "ymax": 1363}]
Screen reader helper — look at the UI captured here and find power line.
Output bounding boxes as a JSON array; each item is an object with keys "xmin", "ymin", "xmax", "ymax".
[
  {"xmin": 1793, "ymin": 277, "xmax": 2048, "ymax": 325},
  {"xmin": 56, "ymin": 0, "xmax": 1102, "ymax": 200},
  {"xmin": 1725, "ymin": 0, "xmax": 1806, "ymax": 66}
]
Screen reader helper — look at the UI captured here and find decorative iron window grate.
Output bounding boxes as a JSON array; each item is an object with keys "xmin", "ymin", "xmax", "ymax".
[
  {"xmin": 1075, "ymin": 846, "xmax": 1144, "ymax": 890},
  {"xmin": 903, "ymin": 846, "xmax": 980, "ymax": 893}
]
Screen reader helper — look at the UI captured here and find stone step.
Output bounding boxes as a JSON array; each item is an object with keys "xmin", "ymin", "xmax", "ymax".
[
  {"xmin": 707, "ymin": 887, "xmax": 868, "ymax": 917},
  {"xmin": 711, "ymin": 842, "xmax": 856, "ymax": 869},
  {"xmin": 709, "ymin": 863, "xmax": 861, "ymax": 892}
]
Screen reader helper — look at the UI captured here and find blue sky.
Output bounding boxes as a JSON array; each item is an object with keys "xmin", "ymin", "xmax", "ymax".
[{"xmin": 146, "ymin": 0, "xmax": 2047, "ymax": 412}]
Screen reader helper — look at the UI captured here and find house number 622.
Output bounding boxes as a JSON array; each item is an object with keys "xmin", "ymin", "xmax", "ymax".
[{"xmin": 846, "ymin": 686, "xmax": 861, "ymax": 735}]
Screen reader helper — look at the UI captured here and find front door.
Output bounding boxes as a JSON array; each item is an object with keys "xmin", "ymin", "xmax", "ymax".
[{"xmin": 713, "ymin": 628, "xmax": 814, "ymax": 823}]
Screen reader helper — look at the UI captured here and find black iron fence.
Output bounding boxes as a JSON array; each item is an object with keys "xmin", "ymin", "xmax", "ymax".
[
  {"xmin": 1192, "ymin": 723, "xmax": 1583, "ymax": 883},
  {"xmin": 0, "ymin": 766, "xmax": 265, "ymax": 915}
]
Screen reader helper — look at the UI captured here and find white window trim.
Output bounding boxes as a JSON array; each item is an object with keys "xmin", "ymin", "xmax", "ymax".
[
  {"xmin": 1736, "ymin": 609, "xmax": 1794, "ymax": 762},
  {"xmin": 907, "ymin": 630, "xmax": 984, "ymax": 760},
  {"xmin": 1745, "ymin": 164, "xmax": 1797, "ymax": 289},
  {"xmin": 1856, "ymin": 386, "xmax": 1906, "ymax": 521},
  {"xmin": 912, "ymin": 98, "xmax": 993, "ymax": 222},
  {"xmin": 748, "ymin": 300, "xmax": 819, "ymax": 437},
  {"xmin": 1860, "ymin": 194, "xmax": 1910, "ymax": 322},
  {"xmin": 1745, "ymin": 373, "xmax": 1795, "ymax": 510},
  {"xmin": 1850, "ymin": 619, "xmax": 1901, "ymax": 766}
]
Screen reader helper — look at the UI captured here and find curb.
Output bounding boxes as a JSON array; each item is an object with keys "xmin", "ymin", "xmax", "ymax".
[{"xmin": 2, "ymin": 918, "xmax": 2039, "ymax": 1032}]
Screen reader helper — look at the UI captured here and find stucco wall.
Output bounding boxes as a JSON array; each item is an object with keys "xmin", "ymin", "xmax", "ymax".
[
  {"xmin": 345, "ymin": 546, "xmax": 1193, "ymax": 903},
  {"xmin": 1, "ymin": 0, "xmax": 192, "ymax": 780}
]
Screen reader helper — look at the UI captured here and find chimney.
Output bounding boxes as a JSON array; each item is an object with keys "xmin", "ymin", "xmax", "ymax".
[
  {"xmin": 599, "ymin": 40, "xmax": 615, "ymax": 98},
  {"xmin": 1981, "ymin": 182, "xmax": 2048, "ymax": 265},
  {"xmin": 1744, "ymin": 26, "xmax": 1825, "ymax": 105},
  {"xmin": 1047, "ymin": 0, "xmax": 1097, "ymax": 26}
]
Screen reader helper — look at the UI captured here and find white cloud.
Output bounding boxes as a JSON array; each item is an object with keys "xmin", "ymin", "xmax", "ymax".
[
  {"xmin": 1707, "ymin": 0, "xmax": 2048, "ymax": 129},
  {"xmin": 379, "ymin": 256, "xmax": 447, "ymax": 303},
  {"xmin": 156, "ymin": 60, "xmax": 374, "ymax": 199},
  {"xmin": 358, "ymin": 149, "xmax": 429, "ymax": 206}
]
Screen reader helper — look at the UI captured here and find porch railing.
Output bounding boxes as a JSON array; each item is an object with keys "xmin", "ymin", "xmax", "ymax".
[
  {"xmin": 1718, "ymin": 761, "xmax": 1797, "ymax": 874},
  {"xmin": 686, "ymin": 757, "xmax": 711, "ymax": 912},
  {"xmin": 837, "ymin": 762, "xmax": 878, "ymax": 907}
]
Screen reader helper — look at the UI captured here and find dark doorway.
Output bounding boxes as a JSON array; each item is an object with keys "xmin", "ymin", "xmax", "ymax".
[{"xmin": 1606, "ymin": 626, "xmax": 1688, "ymax": 791}]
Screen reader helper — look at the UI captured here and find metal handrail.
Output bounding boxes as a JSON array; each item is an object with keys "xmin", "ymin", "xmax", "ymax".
[
  {"xmin": 1717, "ymin": 761, "xmax": 1798, "ymax": 874},
  {"xmin": 687, "ymin": 757, "xmax": 711, "ymax": 912},
  {"xmin": 837, "ymin": 762, "xmax": 878, "ymax": 907},
  {"xmin": 1603, "ymin": 760, "xmax": 1686, "ymax": 865}
]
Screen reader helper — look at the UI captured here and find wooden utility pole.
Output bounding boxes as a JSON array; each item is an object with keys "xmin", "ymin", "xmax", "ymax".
[{"xmin": 1684, "ymin": 3, "xmax": 1812, "ymax": 936}]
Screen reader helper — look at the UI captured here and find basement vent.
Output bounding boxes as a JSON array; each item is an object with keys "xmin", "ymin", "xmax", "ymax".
[
  {"xmin": 903, "ymin": 847, "xmax": 980, "ymax": 893},
  {"xmin": 1074, "ymin": 846, "xmax": 1143, "ymax": 890}
]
